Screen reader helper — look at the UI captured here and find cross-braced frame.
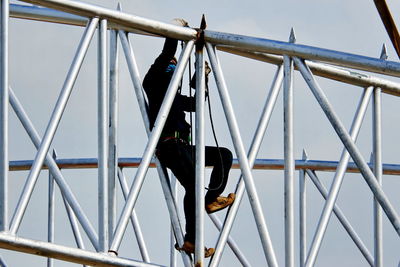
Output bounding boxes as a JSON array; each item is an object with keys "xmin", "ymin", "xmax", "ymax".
[{"xmin": 1, "ymin": 0, "xmax": 400, "ymax": 266}]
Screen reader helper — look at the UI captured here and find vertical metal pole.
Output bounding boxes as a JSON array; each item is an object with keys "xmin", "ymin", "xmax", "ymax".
[
  {"xmin": 283, "ymin": 29, "xmax": 295, "ymax": 267},
  {"xmin": 206, "ymin": 43, "xmax": 278, "ymax": 267},
  {"xmin": 373, "ymin": 86, "xmax": 383, "ymax": 267},
  {"xmin": 170, "ymin": 173, "xmax": 178, "ymax": 267},
  {"xmin": 98, "ymin": 18, "xmax": 109, "ymax": 253},
  {"xmin": 118, "ymin": 31, "xmax": 191, "ymax": 266},
  {"xmin": 299, "ymin": 150, "xmax": 307, "ymax": 267},
  {"xmin": 9, "ymin": 87, "xmax": 99, "ymax": 250},
  {"xmin": 10, "ymin": 17, "xmax": 99, "ymax": 235},
  {"xmin": 194, "ymin": 48, "xmax": 206, "ymax": 265},
  {"xmin": 108, "ymin": 27, "xmax": 119, "ymax": 244},
  {"xmin": 294, "ymin": 57, "xmax": 400, "ymax": 265},
  {"xmin": 47, "ymin": 150, "xmax": 56, "ymax": 267},
  {"xmin": 117, "ymin": 168, "xmax": 150, "ymax": 263},
  {"xmin": 109, "ymin": 40, "xmax": 194, "ymax": 253},
  {"xmin": 373, "ymin": 45, "xmax": 385, "ymax": 267},
  {"xmin": 304, "ymin": 169, "xmax": 374, "ymax": 266},
  {"xmin": 0, "ymin": 0, "xmax": 9, "ymax": 232},
  {"xmin": 210, "ymin": 64, "xmax": 283, "ymax": 267}
]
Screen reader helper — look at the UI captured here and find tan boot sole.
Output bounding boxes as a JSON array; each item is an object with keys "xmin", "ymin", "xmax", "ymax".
[{"xmin": 175, "ymin": 242, "xmax": 215, "ymax": 258}]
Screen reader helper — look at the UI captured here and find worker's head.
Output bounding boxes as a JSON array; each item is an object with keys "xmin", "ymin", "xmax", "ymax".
[{"xmin": 166, "ymin": 57, "xmax": 177, "ymax": 73}]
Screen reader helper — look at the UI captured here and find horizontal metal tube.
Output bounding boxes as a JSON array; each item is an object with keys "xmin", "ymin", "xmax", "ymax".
[
  {"xmin": 14, "ymin": 1, "xmax": 400, "ymax": 80},
  {"xmin": 206, "ymin": 30, "xmax": 400, "ymax": 77},
  {"xmin": 0, "ymin": 233, "xmax": 163, "ymax": 267},
  {"xmin": 8, "ymin": 158, "xmax": 400, "ymax": 175},
  {"xmin": 18, "ymin": 0, "xmax": 197, "ymax": 40},
  {"xmin": 10, "ymin": 4, "xmax": 85, "ymax": 26},
  {"xmin": 14, "ymin": 2, "xmax": 400, "ymax": 78},
  {"xmin": 10, "ymin": 4, "xmax": 155, "ymax": 37},
  {"xmin": 217, "ymin": 46, "xmax": 400, "ymax": 96}
]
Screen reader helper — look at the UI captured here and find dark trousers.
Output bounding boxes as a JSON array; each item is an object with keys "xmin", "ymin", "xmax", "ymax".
[{"xmin": 157, "ymin": 139, "xmax": 233, "ymax": 243}]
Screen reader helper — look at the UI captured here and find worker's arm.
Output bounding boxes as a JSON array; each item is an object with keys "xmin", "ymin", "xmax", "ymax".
[
  {"xmin": 154, "ymin": 38, "xmax": 178, "ymax": 67},
  {"xmin": 143, "ymin": 37, "xmax": 178, "ymax": 90},
  {"xmin": 150, "ymin": 37, "xmax": 178, "ymax": 74}
]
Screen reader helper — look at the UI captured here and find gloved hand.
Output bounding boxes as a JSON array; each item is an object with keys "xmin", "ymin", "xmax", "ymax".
[{"xmin": 171, "ymin": 18, "xmax": 189, "ymax": 27}]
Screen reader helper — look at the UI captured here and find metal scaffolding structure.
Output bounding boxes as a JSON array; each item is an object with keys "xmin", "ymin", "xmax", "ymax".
[{"xmin": 1, "ymin": 0, "xmax": 400, "ymax": 266}]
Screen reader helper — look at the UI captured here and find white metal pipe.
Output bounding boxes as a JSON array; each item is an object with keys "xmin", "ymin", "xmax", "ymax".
[
  {"xmin": 194, "ymin": 48, "xmax": 206, "ymax": 265},
  {"xmin": 117, "ymin": 168, "xmax": 150, "ymax": 263},
  {"xmin": 217, "ymin": 46, "xmax": 400, "ymax": 97},
  {"xmin": 206, "ymin": 43, "xmax": 278, "ymax": 267},
  {"xmin": 10, "ymin": 3, "xmax": 85, "ymax": 26},
  {"xmin": 373, "ymin": 87, "xmax": 383, "ymax": 267},
  {"xmin": 98, "ymin": 18, "xmax": 109, "ymax": 253},
  {"xmin": 10, "ymin": 17, "xmax": 99, "ymax": 235},
  {"xmin": 169, "ymin": 174, "xmax": 178, "ymax": 267},
  {"xmin": 293, "ymin": 58, "xmax": 400, "ymax": 266},
  {"xmin": 0, "ymin": 233, "xmax": 164, "ymax": 267},
  {"xmin": 9, "ymin": 4, "xmax": 158, "ymax": 38},
  {"xmin": 47, "ymin": 150, "xmax": 56, "ymax": 267},
  {"xmin": 109, "ymin": 40, "xmax": 195, "ymax": 252},
  {"xmin": 9, "ymin": 87, "xmax": 99, "ymax": 250},
  {"xmin": 62, "ymin": 197, "xmax": 86, "ymax": 249},
  {"xmin": 305, "ymin": 169, "xmax": 374, "ymax": 266},
  {"xmin": 299, "ymin": 150, "xmax": 307, "ymax": 267},
  {"xmin": 19, "ymin": 0, "xmax": 197, "ymax": 41},
  {"xmin": 283, "ymin": 52, "xmax": 294, "ymax": 267},
  {"xmin": 118, "ymin": 30, "xmax": 191, "ymax": 266},
  {"xmin": 17, "ymin": 0, "xmax": 400, "ymax": 77},
  {"xmin": 108, "ymin": 27, "xmax": 118, "ymax": 246},
  {"xmin": 210, "ymin": 65, "xmax": 283, "ymax": 267},
  {"xmin": 205, "ymin": 30, "xmax": 400, "ymax": 78},
  {"xmin": 0, "ymin": 0, "xmax": 9, "ymax": 232}
]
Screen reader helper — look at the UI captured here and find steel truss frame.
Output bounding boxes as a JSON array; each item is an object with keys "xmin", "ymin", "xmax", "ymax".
[{"xmin": 0, "ymin": 0, "xmax": 399, "ymax": 266}]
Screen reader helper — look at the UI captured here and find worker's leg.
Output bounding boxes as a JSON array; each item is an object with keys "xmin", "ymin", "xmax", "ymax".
[
  {"xmin": 157, "ymin": 141, "xmax": 196, "ymax": 243},
  {"xmin": 204, "ymin": 146, "xmax": 233, "ymax": 204}
]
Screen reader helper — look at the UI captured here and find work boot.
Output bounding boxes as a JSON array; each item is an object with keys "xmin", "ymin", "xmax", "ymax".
[
  {"xmin": 205, "ymin": 193, "xmax": 236, "ymax": 214},
  {"xmin": 175, "ymin": 241, "xmax": 215, "ymax": 258}
]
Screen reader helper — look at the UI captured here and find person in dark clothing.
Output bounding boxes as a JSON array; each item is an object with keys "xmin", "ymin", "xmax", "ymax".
[{"xmin": 143, "ymin": 20, "xmax": 235, "ymax": 258}]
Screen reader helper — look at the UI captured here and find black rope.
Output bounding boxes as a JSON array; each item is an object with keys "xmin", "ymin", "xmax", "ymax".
[
  {"xmin": 204, "ymin": 84, "xmax": 226, "ymax": 191},
  {"xmin": 188, "ymin": 55, "xmax": 194, "ymax": 147}
]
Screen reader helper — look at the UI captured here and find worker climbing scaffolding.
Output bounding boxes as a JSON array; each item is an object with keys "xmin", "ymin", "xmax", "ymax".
[{"xmin": 142, "ymin": 18, "xmax": 236, "ymax": 258}]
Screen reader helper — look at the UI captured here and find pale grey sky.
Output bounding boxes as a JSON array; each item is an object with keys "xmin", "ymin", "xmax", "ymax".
[{"xmin": 3, "ymin": 0, "xmax": 400, "ymax": 266}]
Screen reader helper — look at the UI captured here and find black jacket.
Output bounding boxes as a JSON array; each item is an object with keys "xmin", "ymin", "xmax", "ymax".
[{"xmin": 143, "ymin": 38, "xmax": 195, "ymax": 139}]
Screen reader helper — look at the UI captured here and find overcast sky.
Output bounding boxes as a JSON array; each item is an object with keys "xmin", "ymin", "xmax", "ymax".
[{"xmin": 3, "ymin": 0, "xmax": 400, "ymax": 266}]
